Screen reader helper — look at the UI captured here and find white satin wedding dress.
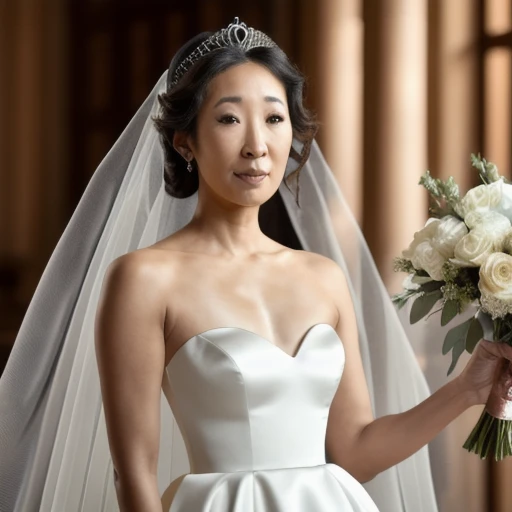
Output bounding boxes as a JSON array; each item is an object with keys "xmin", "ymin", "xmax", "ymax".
[{"xmin": 160, "ymin": 323, "xmax": 379, "ymax": 511}]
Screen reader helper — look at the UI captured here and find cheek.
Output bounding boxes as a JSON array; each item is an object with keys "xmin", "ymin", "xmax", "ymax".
[
  {"xmin": 275, "ymin": 127, "xmax": 294, "ymax": 163},
  {"xmin": 199, "ymin": 125, "xmax": 237, "ymax": 154}
]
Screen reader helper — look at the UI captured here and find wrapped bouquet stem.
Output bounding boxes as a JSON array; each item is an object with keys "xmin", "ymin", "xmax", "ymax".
[
  {"xmin": 463, "ymin": 311, "xmax": 512, "ymax": 459},
  {"xmin": 394, "ymin": 154, "xmax": 512, "ymax": 461}
]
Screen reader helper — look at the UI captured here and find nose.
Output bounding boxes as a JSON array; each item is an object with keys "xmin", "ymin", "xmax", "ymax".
[{"xmin": 241, "ymin": 122, "xmax": 267, "ymax": 159}]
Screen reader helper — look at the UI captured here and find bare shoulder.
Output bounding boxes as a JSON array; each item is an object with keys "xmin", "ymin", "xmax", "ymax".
[
  {"xmin": 293, "ymin": 250, "xmax": 348, "ymax": 288},
  {"xmin": 99, "ymin": 248, "xmax": 179, "ymax": 322},
  {"xmin": 104, "ymin": 249, "xmax": 167, "ymax": 291},
  {"xmin": 107, "ymin": 243, "xmax": 190, "ymax": 280},
  {"xmin": 293, "ymin": 251, "xmax": 352, "ymax": 319}
]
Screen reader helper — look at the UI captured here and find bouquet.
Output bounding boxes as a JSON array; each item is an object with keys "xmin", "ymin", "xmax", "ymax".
[{"xmin": 393, "ymin": 154, "xmax": 512, "ymax": 461}]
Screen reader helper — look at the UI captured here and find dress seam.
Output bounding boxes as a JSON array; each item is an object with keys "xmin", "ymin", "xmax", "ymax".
[{"xmin": 197, "ymin": 333, "xmax": 255, "ymax": 471}]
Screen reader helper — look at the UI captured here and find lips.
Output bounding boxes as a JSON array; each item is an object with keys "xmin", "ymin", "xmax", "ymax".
[
  {"xmin": 234, "ymin": 170, "xmax": 269, "ymax": 185},
  {"xmin": 234, "ymin": 169, "xmax": 269, "ymax": 177}
]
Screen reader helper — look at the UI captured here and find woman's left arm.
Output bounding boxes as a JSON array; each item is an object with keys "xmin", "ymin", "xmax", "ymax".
[
  {"xmin": 354, "ymin": 338, "xmax": 512, "ymax": 481},
  {"xmin": 320, "ymin": 257, "xmax": 512, "ymax": 482}
]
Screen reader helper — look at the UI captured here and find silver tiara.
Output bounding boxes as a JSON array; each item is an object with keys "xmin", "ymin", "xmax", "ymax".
[{"xmin": 169, "ymin": 17, "xmax": 277, "ymax": 88}]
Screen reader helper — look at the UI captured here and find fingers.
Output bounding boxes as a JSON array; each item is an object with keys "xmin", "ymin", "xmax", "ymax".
[
  {"xmin": 478, "ymin": 339, "xmax": 501, "ymax": 360},
  {"xmin": 480, "ymin": 339, "xmax": 512, "ymax": 361}
]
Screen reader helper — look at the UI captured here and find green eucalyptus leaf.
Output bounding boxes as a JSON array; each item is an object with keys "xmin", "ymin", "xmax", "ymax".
[
  {"xmin": 410, "ymin": 290, "xmax": 443, "ymax": 324},
  {"xmin": 447, "ymin": 339, "xmax": 465, "ymax": 376},
  {"xmin": 442, "ymin": 317, "xmax": 473, "ymax": 355},
  {"xmin": 441, "ymin": 300, "xmax": 459, "ymax": 326},
  {"xmin": 466, "ymin": 317, "xmax": 484, "ymax": 354},
  {"xmin": 420, "ymin": 280, "xmax": 444, "ymax": 293}
]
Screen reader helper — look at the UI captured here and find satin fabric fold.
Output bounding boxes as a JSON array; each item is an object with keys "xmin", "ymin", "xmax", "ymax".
[{"xmin": 167, "ymin": 465, "xmax": 378, "ymax": 512}]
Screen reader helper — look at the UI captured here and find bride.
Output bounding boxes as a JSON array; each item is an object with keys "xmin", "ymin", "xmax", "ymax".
[{"xmin": 1, "ymin": 17, "xmax": 510, "ymax": 512}]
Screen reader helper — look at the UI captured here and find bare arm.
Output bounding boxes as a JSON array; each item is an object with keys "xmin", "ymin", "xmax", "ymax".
[
  {"xmin": 95, "ymin": 252, "xmax": 166, "ymax": 512},
  {"xmin": 320, "ymin": 257, "xmax": 472, "ymax": 482},
  {"xmin": 352, "ymin": 378, "xmax": 470, "ymax": 481}
]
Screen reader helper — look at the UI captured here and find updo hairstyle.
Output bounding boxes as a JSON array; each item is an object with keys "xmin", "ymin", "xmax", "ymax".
[{"xmin": 153, "ymin": 32, "xmax": 318, "ymax": 199}]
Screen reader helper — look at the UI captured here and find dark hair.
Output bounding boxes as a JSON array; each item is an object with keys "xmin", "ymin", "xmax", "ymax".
[{"xmin": 153, "ymin": 31, "xmax": 318, "ymax": 199}]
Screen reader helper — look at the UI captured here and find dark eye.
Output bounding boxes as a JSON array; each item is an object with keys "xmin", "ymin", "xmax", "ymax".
[
  {"xmin": 218, "ymin": 115, "xmax": 239, "ymax": 124},
  {"xmin": 268, "ymin": 114, "xmax": 284, "ymax": 124}
]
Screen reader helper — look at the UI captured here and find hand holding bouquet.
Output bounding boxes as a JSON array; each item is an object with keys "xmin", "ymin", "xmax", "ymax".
[{"xmin": 394, "ymin": 155, "xmax": 512, "ymax": 460}]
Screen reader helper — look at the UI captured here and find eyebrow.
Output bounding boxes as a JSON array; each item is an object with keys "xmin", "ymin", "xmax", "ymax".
[{"xmin": 213, "ymin": 96, "xmax": 285, "ymax": 108}]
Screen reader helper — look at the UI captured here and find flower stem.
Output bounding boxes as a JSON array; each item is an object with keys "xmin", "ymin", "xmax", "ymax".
[{"xmin": 463, "ymin": 410, "xmax": 512, "ymax": 461}]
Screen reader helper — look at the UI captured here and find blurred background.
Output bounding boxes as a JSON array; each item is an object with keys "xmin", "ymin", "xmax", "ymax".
[{"xmin": 0, "ymin": 0, "xmax": 510, "ymax": 510}]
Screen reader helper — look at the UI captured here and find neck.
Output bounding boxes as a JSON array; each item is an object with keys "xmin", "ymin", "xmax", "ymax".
[{"xmin": 189, "ymin": 191, "xmax": 267, "ymax": 257}]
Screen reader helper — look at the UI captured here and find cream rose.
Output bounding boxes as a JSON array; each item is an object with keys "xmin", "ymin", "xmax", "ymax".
[
  {"xmin": 402, "ymin": 218, "xmax": 440, "ymax": 262},
  {"xmin": 402, "ymin": 219, "xmax": 446, "ymax": 279},
  {"xmin": 430, "ymin": 215, "xmax": 468, "ymax": 259},
  {"xmin": 452, "ymin": 227, "xmax": 500, "ymax": 267},
  {"xmin": 464, "ymin": 210, "xmax": 511, "ymax": 232},
  {"xmin": 494, "ymin": 183, "xmax": 512, "ymax": 223},
  {"xmin": 460, "ymin": 180, "xmax": 503, "ymax": 217},
  {"xmin": 479, "ymin": 252, "xmax": 512, "ymax": 303},
  {"xmin": 413, "ymin": 241, "xmax": 446, "ymax": 280}
]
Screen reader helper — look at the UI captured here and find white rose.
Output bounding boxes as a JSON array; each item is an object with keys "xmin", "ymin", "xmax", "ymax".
[
  {"xmin": 402, "ymin": 218, "xmax": 440, "ymax": 263},
  {"xmin": 464, "ymin": 210, "xmax": 511, "ymax": 232},
  {"xmin": 465, "ymin": 213, "xmax": 511, "ymax": 265},
  {"xmin": 430, "ymin": 215, "xmax": 468, "ymax": 259},
  {"xmin": 414, "ymin": 241, "xmax": 446, "ymax": 280},
  {"xmin": 494, "ymin": 183, "xmax": 512, "ymax": 223},
  {"xmin": 402, "ymin": 218, "xmax": 451, "ymax": 280},
  {"xmin": 452, "ymin": 227, "xmax": 500, "ymax": 267},
  {"xmin": 479, "ymin": 252, "xmax": 512, "ymax": 302},
  {"xmin": 460, "ymin": 180, "xmax": 502, "ymax": 217}
]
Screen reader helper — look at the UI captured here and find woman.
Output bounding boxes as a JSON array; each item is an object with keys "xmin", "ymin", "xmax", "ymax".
[{"xmin": 1, "ymin": 17, "xmax": 510, "ymax": 512}]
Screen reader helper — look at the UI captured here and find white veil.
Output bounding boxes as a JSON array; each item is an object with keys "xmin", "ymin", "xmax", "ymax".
[{"xmin": 0, "ymin": 71, "xmax": 438, "ymax": 512}]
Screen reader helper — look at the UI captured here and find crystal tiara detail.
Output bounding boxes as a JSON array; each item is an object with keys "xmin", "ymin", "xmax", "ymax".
[{"xmin": 169, "ymin": 17, "xmax": 277, "ymax": 88}]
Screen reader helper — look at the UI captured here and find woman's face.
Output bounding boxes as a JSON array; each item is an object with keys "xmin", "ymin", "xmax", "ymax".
[{"xmin": 186, "ymin": 61, "xmax": 293, "ymax": 207}]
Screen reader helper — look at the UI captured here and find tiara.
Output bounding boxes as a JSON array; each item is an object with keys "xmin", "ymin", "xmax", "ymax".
[{"xmin": 169, "ymin": 17, "xmax": 277, "ymax": 88}]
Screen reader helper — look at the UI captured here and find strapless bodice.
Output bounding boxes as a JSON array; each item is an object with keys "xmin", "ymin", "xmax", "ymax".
[{"xmin": 162, "ymin": 323, "xmax": 345, "ymax": 474}]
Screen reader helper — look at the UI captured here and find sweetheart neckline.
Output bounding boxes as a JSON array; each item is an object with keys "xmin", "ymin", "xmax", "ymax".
[{"xmin": 166, "ymin": 323, "xmax": 340, "ymax": 367}]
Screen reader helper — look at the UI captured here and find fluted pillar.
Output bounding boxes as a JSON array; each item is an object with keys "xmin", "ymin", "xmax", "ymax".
[
  {"xmin": 0, "ymin": 0, "xmax": 69, "ymax": 304},
  {"xmin": 426, "ymin": 3, "xmax": 487, "ymax": 512},
  {"xmin": 404, "ymin": 2, "xmax": 486, "ymax": 511},
  {"xmin": 428, "ymin": 0, "xmax": 479, "ymax": 189},
  {"xmin": 363, "ymin": 0, "xmax": 428, "ymax": 292},
  {"xmin": 317, "ymin": 0, "xmax": 364, "ymax": 224}
]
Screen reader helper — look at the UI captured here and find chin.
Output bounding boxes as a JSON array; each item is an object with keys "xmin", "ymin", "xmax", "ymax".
[
  {"xmin": 237, "ymin": 188, "xmax": 280, "ymax": 207},
  {"xmin": 235, "ymin": 195, "xmax": 273, "ymax": 208}
]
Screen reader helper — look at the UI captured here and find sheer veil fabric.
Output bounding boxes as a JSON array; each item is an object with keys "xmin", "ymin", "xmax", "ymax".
[{"xmin": 0, "ymin": 71, "xmax": 438, "ymax": 512}]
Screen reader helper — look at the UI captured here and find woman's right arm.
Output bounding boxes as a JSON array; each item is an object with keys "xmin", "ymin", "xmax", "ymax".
[{"xmin": 95, "ymin": 252, "xmax": 167, "ymax": 512}]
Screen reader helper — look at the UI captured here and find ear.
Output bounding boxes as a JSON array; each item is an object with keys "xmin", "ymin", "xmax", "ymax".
[{"xmin": 173, "ymin": 131, "xmax": 193, "ymax": 160}]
